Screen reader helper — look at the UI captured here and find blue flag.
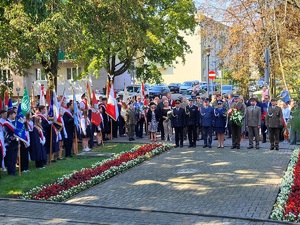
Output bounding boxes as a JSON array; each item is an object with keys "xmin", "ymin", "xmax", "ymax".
[
  {"xmin": 73, "ymin": 89, "xmax": 80, "ymax": 131},
  {"xmin": 14, "ymin": 104, "xmax": 27, "ymax": 143},
  {"xmin": 8, "ymin": 99, "xmax": 13, "ymax": 110},
  {"xmin": 48, "ymin": 93, "xmax": 54, "ymax": 118}
]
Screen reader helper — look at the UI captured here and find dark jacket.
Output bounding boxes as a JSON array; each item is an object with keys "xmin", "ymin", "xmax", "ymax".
[
  {"xmin": 214, "ymin": 107, "xmax": 227, "ymax": 128},
  {"xmin": 200, "ymin": 105, "xmax": 215, "ymax": 127},
  {"xmin": 185, "ymin": 105, "xmax": 199, "ymax": 126},
  {"xmin": 147, "ymin": 109, "xmax": 160, "ymax": 123},
  {"xmin": 171, "ymin": 107, "xmax": 186, "ymax": 127}
]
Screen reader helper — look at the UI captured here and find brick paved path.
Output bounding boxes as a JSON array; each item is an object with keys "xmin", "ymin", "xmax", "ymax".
[{"xmin": 0, "ymin": 136, "xmax": 296, "ymax": 225}]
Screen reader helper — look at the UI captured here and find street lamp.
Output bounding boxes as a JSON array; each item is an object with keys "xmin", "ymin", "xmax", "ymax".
[{"xmin": 206, "ymin": 46, "xmax": 211, "ymax": 98}]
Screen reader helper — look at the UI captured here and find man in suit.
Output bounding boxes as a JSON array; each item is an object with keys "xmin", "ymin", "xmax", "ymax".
[
  {"xmin": 200, "ymin": 98, "xmax": 215, "ymax": 148},
  {"xmin": 63, "ymin": 102, "xmax": 74, "ymax": 157},
  {"xmin": 245, "ymin": 98, "xmax": 261, "ymax": 149},
  {"xmin": 229, "ymin": 95, "xmax": 246, "ymax": 149},
  {"xmin": 171, "ymin": 100, "xmax": 185, "ymax": 148},
  {"xmin": 186, "ymin": 98, "xmax": 199, "ymax": 148},
  {"xmin": 125, "ymin": 101, "xmax": 136, "ymax": 141},
  {"xmin": 265, "ymin": 98, "xmax": 283, "ymax": 150}
]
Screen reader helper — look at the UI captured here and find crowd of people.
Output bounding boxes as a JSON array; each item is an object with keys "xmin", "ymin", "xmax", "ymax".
[{"xmin": 0, "ymin": 86, "xmax": 296, "ymax": 177}]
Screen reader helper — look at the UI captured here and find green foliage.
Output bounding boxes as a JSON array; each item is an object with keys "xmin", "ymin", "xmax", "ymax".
[{"xmin": 290, "ymin": 108, "xmax": 300, "ymax": 132}]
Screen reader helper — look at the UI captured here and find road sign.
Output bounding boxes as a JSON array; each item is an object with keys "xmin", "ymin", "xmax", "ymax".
[{"xmin": 208, "ymin": 70, "xmax": 216, "ymax": 80}]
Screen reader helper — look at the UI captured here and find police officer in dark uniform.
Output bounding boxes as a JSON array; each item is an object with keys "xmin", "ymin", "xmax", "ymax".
[
  {"xmin": 186, "ymin": 98, "xmax": 199, "ymax": 148},
  {"xmin": 199, "ymin": 98, "xmax": 215, "ymax": 148},
  {"xmin": 171, "ymin": 100, "xmax": 185, "ymax": 148},
  {"xmin": 3, "ymin": 110, "xmax": 18, "ymax": 176}
]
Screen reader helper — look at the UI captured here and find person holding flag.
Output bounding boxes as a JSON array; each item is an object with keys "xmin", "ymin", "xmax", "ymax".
[
  {"xmin": 0, "ymin": 110, "xmax": 7, "ymax": 171},
  {"xmin": 63, "ymin": 101, "xmax": 74, "ymax": 158},
  {"xmin": 3, "ymin": 110, "xmax": 18, "ymax": 176}
]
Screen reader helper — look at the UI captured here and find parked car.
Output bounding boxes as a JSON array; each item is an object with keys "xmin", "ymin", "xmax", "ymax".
[
  {"xmin": 117, "ymin": 84, "xmax": 150, "ymax": 99},
  {"xmin": 168, "ymin": 83, "xmax": 181, "ymax": 93},
  {"xmin": 149, "ymin": 85, "xmax": 170, "ymax": 98},
  {"xmin": 179, "ymin": 81, "xmax": 193, "ymax": 93},
  {"xmin": 221, "ymin": 85, "xmax": 233, "ymax": 95}
]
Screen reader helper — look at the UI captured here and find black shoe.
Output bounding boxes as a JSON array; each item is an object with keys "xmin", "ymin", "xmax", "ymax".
[
  {"xmin": 188, "ymin": 145, "xmax": 193, "ymax": 148},
  {"xmin": 208, "ymin": 145, "xmax": 212, "ymax": 148},
  {"xmin": 129, "ymin": 138, "xmax": 134, "ymax": 141},
  {"xmin": 180, "ymin": 145, "xmax": 183, "ymax": 148},
  {"xmin": 175, "ymin": 145, "xmax": 179, "ymax": 148},
  {"xmin": 236, "ymin": 146, "xmax": 240, "ymax": 149},
  {"xmin": 270, "ymin": 147, "xmax": 274, "ymax": 150},
  {"xmin": 214, "ymin": 137, "xmax": 218, "ymax": 140},
  {"xmin": 193, "ymin": 144, "xmax": 196, "ymax": 148},
  {"xmin": 256, "ymin": 146, "xmax": 260, "ymax": 149},
  {"xmin": 262, "ymin": 140, "xmax": 266, "ymax": 143},
  {"xmin": 275, "ymin": 147, "xmax": 279, "ymax": 150},
  {"xmin": 228, "ymin": 135, "xmax": 231, "ymax": 138},
  {"xmin": 231, "ymin": 146, "xmax": 236, "ymax": 149},
  {"xmin": 247, "ymin": 146, "xmax": 253, "ymax": 149},
  {"xmin": 203, "ymin": 145, "xmax": 207, "ymax": 148}
]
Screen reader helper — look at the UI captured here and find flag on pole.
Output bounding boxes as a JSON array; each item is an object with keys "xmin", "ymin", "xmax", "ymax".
[
  {"xmin": 91, "ymin": 90, "xmax": 102, "ymax": 126},
  {"xmin": 21, "ymin": 87, "xmax": 31, "ymax": 116},
  {"xmin": 141, "ymin": 83, "xmax": 147, "ymax": 105},
  {"xmin": 39, "ymin": 84, "xmax": 46, "ymax": 106},
  {"xmin": 106, "ymin": 83, "xmax": 119, "ymax": 121},
  {"xmin": 73, "ymin": 88, "xmax": 80, "ymax": 131},
  {"xmin": 50, "ymin": 89, "xmax": 63, "ymax": 129},
  {"xmin": 8, "ymin": 99, "xmax": 13, "ymax": 110},
  {"xmin": 0, "ymin": 98, "xmax": 2, "ymax": 110},
  {"xmin": 86, "ymin": 82, "xmax": 92, "ymax": 108},
  {"xmin": 31, "ymin": 85, "xmax": 35, "ymax": 107},
  {"xmin": 4, "ymin": 89, "xmax": 9, "ymax": 108},
  {"xmin": 46, "ymin": 88, "xmax": 51, "ymax": 106},
  {"xmin": 14, "ymin": 104, "xmax": 27, "ymax": 143},
  {"xmin": 106, "ymin": 78, "xmax": 110, "ymax": 98}
]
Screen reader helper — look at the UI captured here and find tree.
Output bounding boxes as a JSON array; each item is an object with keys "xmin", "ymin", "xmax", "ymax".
[{"xmin": 68, "ymin": 0, "xmax": 197, "ymax": 83}]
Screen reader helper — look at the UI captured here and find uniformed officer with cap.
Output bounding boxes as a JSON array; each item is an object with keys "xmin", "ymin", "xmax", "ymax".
[
  {"xmin": 171, "ymin": 100, "xmax": 185, "ymax": 148},
  {"xmin": 186, "ymin": 98, "xmax": 199, "ymax": 147},
  {"xmin": 200, "ymin": 98, "xmax": 214, "ymax": 148}
]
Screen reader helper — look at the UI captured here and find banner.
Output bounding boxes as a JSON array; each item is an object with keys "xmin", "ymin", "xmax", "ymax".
[
  {"xmin": 39, "ymin": 84, "xmax": 46, "ymax": 106},
  {"xmin": 73, "ymin": 88, "xmax": 80, "ymax": 131},
  {"xmin": 14, "ymin": 104, "xmax": 27, "ymax": 143},
  {"xmin": 91, "ymin": 90, "xmax": 102, "ymax": 126},
  {"xmin": 21, "ymin": 87, "xmax": 31, "ymax": 116},
  {"xmin": 106, "ymin": 83, "xmax": 119, "ymax": 121}
]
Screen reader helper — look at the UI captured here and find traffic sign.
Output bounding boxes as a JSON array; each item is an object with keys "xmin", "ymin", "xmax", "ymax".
[{"xmin": 208, "ymin": 70, "xmax": 216, "ymax": 80}]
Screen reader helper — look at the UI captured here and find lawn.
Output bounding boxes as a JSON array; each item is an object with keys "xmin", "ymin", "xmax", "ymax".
[{"xmin": 0, "ymin": 143, "xmax": 140, "ymax": 198}]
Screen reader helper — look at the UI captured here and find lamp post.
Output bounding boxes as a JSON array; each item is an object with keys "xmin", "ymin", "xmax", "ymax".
[{"xmin": 206, "ymin": 46, "xmax": 211, "ymax": 98}]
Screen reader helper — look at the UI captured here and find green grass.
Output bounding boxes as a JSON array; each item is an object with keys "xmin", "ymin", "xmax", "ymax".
[{"xmin": 0, "ymin": 143, "xmax": 140, "ymax": 198}]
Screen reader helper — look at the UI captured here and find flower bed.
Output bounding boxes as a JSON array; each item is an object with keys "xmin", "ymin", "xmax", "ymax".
[
  {"xmin": 21, "ymin": 143, "xmax": 173, "ymax": 202},
  {"xmin": 271, "ymin": 148, "xmax": 300, "ymax": 222}
]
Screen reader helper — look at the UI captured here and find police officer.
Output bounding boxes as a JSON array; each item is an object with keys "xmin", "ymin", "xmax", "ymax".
[
  {"xmin": 171, "ymin": 100, "xmax": 185, "ymax": 148},
  {"xmin": 186, "ymin": 98, "xmax": 199, "ymax": 148},
  {"xmin": 200, "ymin": 98, "xmax": 214, "ymax": 148}
]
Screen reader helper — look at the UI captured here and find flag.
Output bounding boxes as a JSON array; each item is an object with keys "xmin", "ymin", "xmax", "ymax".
[
  {"xmin": 60, "ymin": 88, "xmax": 67, "ymax": 109},
  {"xmin": 86, "ymin": 82, "xmax": 92, "ymax": 108},
  {"xmin": 106, "ymin": 83, "xmax": 119, "ymax": 121},
  {"xmin": 73, "ymin": 88, "xmax": 80, "ymax": 131},
  {"xmin": 8, "ymin": 99, "xmax": 12, "ymax": 110},
  {"xmin": 123, "ymin": 82, "xmax": 130, "ymax": 102},
  {"xmin": 39, "ymin": 84, "xmax": 46, "ymax": 106},
  {"xmin": 46, "ymin": 88, "xmax": 51, "ymax": 106},
  {"xmin": 91, "ymin": 90, "xmax": 102, "ymax": 126},
  {"xmin": 14, "ymin": 104, "xmax": 27, "ymax": 143},
  {"xmin": 52, "ymin": 89, "xmax": 62, "ymax": 126},
  {"xmin": 21, "ymin": 87, "xmax": 31, "ymax": 116},
  {"xmin": 4, "ymin": 89, "xmax": 9, "ymax": 107},
  {"xmin": 48, "ymin": 93, "xmax": 54, "ymax": 118},
  {"xmin": 0, "ymin": 98, "xmax": 2, "ymax": 110},
  {"xmin": 31, "ymin": 85, "xmax": 35, "ymax": 107},
  {"xmin": 141, "ymin": 83, "xmax": 147, "ymax": 105}
]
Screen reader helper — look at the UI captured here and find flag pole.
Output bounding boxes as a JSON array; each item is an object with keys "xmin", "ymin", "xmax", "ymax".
[
  {"xmin": 49, "ymin": 125, "xmax": 53, "ymax": 165},
  {"xmin": 18, "ymin": 140, "xmax": 21, "ymax": 176},
  {"xmin": 74, "ymin": 126, "xmax": 78, "ymax": 154}
]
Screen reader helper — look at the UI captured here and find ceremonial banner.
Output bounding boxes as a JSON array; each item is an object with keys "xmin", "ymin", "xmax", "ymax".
[
  {"xmin": 73, "ymin": 88, "xmax": 80, "ymax": 131},
  {"xmin": 14, "ymin": 104, "xmax": 27, "ymax": 143},
  {"xmin": 39, "ymin": 84, "xmax": 46, "ymax": 106},
  {"xmin": 21, "ymin": 87, "xmax": 31, "ymax": 116},
  {"xmin": 91, "ymin": 90, "xmax": 102, "ymax": 126}
]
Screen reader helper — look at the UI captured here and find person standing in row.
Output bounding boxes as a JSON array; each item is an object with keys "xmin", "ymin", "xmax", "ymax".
[
  {"xmin": 229, "ymin": 96, "xmax": 245, "ymax": 149},
  {"xmin": 162, "ymin": 100, "xmax": 172, "ymax": 141},
  {"xmin": 214, "ymin": 100, "xmax": 226, "ymax": 148},
  {"xmin": 147, "ymin": 103, "xmax": 159, "ymax": 142},
  {"xmin": 171, "ymin": 100, "xmax": 185, "ymax": 148},
  {"xmin": 200, "ymin": 98, "xmax": 214, "ymax": 148},
  {"xmin": 126, "ymin": 101, "xmax": 136, "ymax": 141},
  {"xmin": 185, "ymin": 98, "xmax": 198, "ymax": 148},
  {"xmin": 245, "ymin": 98, "xmax": 261, "ymax": 149},
  {"xmin": 63, "ymin": 102, "xmax": 74, "ymax": 157},
  {"xmin": 265, "ymin": 98, "xmax": 283, "ymax": 150}
]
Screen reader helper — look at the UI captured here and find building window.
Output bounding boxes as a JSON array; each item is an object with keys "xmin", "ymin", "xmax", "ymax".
[
  {"xmin": 36, "ymin": 69, "xmax": 47, "ymax": 80},
  {"xmin": 67, "ymin": 67, "xmax": 81, "ymax": 80},
  {"xmin": 0, "ymin": 69, "xmax": 11, "ymax": 81}
]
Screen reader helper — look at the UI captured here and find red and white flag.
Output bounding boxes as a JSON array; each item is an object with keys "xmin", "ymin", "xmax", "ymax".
[
  {"xmin": 141, "ymin": 83, "xmax": 147, "ymax": 105},
  {"xmin": 39, "ymin": 84, "xmax": 46, "ymax": 106},
  {"xmin": 106, "ymin": 83, "xmax": 119, "ymax": 121},
  {"xmin": 91, "ymin": 90, "xmax": 102, "ymax": 126},
  {"xmin": 52, "ymin": 89, "xmax": 63, "ymax": 127}
]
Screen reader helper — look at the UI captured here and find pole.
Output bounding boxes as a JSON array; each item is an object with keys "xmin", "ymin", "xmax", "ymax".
[
  {"xmin": 110, "ymin": 119, "xmax": 113, "ymax": 140},
  {"xmin": 18, "ymin": 140, "xmax": 21, "ymax": 176},
  {"xmin": 207, "ymin": 54, "xmax": 210, "ymax": 98},
  {"xmin": 74, "ymin": 126, "xmax": 78, "ymax": 154},
  {"xmin": 49, "ymin": 124, "xmax": 53, "ymax": 165}
]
